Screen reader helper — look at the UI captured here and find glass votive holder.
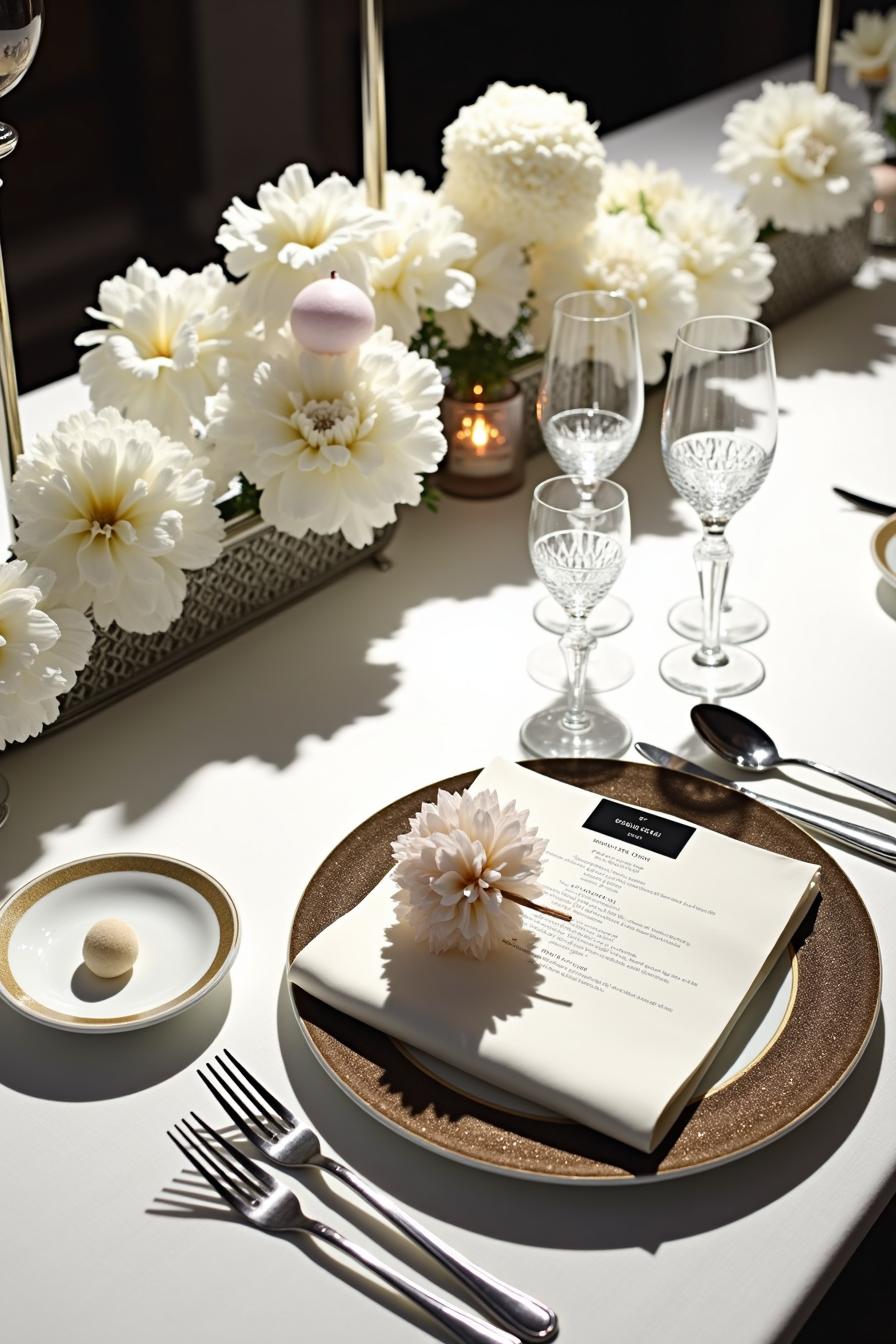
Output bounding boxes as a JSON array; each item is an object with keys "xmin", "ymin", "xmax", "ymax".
[{"xmin": 439, "ymin": 379, "xmax": 526, "ymax": 498}]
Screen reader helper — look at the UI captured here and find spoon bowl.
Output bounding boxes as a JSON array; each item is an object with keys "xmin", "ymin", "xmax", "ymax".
[{"xmin": 691, "ymin": 704, "xmax": 896, "ymax": 811}]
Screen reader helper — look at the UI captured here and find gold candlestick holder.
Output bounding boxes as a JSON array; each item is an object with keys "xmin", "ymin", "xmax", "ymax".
[{"xmin": 0, "ymin": 1, "xmax": 44, "ymax": 553}]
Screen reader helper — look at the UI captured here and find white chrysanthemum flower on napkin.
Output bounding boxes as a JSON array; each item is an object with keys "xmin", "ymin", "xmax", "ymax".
[
  {"xmin": 599, "ymin": 159, "xmax": 686, "ymax": 218},
  {"xmin": 658, "ymin": 189, "xmax": 775, "ymax": 318},
  {"xmin": 206, "ymin": 328, "xmax": 446, "ymax": 549},
  {"xmin": 217, "ymin": 164, "xmax": 387, "ymax": 331},
  {"xmin": 75, "ymin": 259, "xmax": 237, "ymax": 447},
  {"xmin": 833, "ymin": 9, "xmax": 896, "ymax": 85},
  {"xmin": 391, "ymin": 788, "xmax": 548, "ymax": 958},
  {"xmin": 532, "ymin": 211, "xmax": 697, "ymax": 382},
  {"xmin": 441, "ymin": 82, "xmax": 605, "ymax": 246},
  {"xmin": 717, "ymin": 81, "xmax": 883, "ymax": 234},
  {"xmin": 437, "ymin": 221, "xmax": 530, "ymax": 346},
  {"xmin": 356, "ymin": 170, "xmax": 475, "ymax": 343},
  {"xmin": 0, "ymin": 560, "xmax": 94, "ymax": 747},
  {"xmin": 12, "ymin": 408, "xmax": 224, "ymax": 634}
]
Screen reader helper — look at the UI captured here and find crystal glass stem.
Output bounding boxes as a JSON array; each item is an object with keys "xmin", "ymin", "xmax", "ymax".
[
  {"xmin": 560, "ymin": 617, "xmax": 595, "ymax": 732},
  {"xmin": 694, "ymin": 525, "xmax": 732, "ymax": 669}
]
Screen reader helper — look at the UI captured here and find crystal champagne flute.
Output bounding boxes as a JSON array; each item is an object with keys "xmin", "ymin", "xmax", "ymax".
[
  {"xmin": 659, "ymin": 316, "xmax": 776, "ymax": 697},
  {"xmin": 521, "ymin": 475, "xmax": 631, "ymax": 758},
  {"xmin": 529, "ymin": 291, "xmax": 644, "ymax": 695}
]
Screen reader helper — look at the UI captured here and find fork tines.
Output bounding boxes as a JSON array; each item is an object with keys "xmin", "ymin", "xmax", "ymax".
[
  {"xmin": 198, "ymin": 1049, "xmax": 296, "ymax": 1146},
  {"xmin": 168, "ymin": 1112, "xmax": 275, "ymax": 1214}
]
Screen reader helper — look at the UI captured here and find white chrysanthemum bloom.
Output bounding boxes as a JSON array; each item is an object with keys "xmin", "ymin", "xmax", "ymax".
[
  {"xmin": 0, "ymin": 560, "xmax": 94, "ymax": 747},
  {"xmin": 391, "ymin": 788, "xmax": 548, "ymax": 958},
  {"xmin": 206, "ymin": 328, "xmax": 446, "ymax": 549},
  {"xmin": 532, "ymin": 212, "xmax": 697, "ymax": 382},
  {"xmin": 599, "ymin": 159, "xmax": 686, "ymax": 218},
  {"xmin": 717, "ymin": 81, "xmax": 884, "ymax": 234},
  {"xmin": 355, "ymin": 170, "xmax": 475, "ymax": 343},
  {"xmin": 75, "ymin": 259, "xmax": 237, "ymax": 446},
  {"xmin": 658, "ymin": 188, "xmax": 775, "ymax": 318},
  {"xmin": 441, "ymin": 82, "xmax": 605, "ymax": 246},
  {"xmin": 217, "ymin": 164, "xmax": 387, "ymax": 331},
  {"xmin": 12, "ymin": 408, "xmax": 224, "ymax": 634},
  {"xmin": 437, "ymin": 221, "xmax": 530, "ymax": 345},
  {"xmin": 833, "ymin": 9, "xmax": 896, "ymax": 85}
]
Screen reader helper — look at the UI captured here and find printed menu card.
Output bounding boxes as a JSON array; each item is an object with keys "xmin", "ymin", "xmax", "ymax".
[{"xmin": 290, "ymin": 758, "xmax": 819, "ymax": 1152}]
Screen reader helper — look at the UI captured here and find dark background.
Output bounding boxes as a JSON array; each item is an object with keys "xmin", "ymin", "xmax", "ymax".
[{"xmin": 0, "ymin": 0, "xmax": 866, "ymax": 393}]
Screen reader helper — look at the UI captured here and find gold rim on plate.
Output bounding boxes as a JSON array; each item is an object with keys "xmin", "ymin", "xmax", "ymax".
[
  {"xmin": 0, "ymin": 853, "xmax": 239, "ymax": 1032},
  {"xmin": 287, "ymin": 760, "xmax": 880, "ymax": 1183},
  {"xmin": 871, "ymin": 515, "xmax": 896, "ymax": 589}
]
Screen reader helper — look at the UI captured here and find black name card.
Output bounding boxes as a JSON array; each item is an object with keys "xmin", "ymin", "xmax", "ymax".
[{"xmin": 583, "ymin": 799, "xmax": 695, "ymax": 859}]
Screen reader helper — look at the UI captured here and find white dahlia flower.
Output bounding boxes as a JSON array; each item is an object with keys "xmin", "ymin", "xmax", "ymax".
[
  {"xmin": 441, "ymin": 82, "xmax": 605, "ymax": 246},
  {"xmin": 206, "ymin": 328, "xmax": 446, "ymax": 549},
  {"xmin": 0, "ymin": 560, "xmax": 94, "ymax": 747},
  {"xmin": 12, "ymin": 408, "xmax": 224, "ymax": 634},
  {"xmin": 75, "ymin": 259, "xmax": 237, "ymax": 446},
  {"xmin": 532, "ymin": 212, "xmax": 697, "ymax": 382},
  {"xmin": 357, "ymin": 170, "xmax": 475, "ymax": 343},
  {"xmin": 599, "ymin": 159, "xmax": 686, "ymax": 218},
  {"xmin": 217, "ymin": 164, "xmax": 387, "ymax": 331},
  {"xmin": 717, "ymin": 81, "xmax": 884, "ymax": 234},
  {"xmin": 658, "ymin": 188, "xmax": 775, "ymax": 318},
  {"xmin": 833, "ymin": 9, "xmax": 896, "ymax": 85},
  {"xmin": 437, "ymin": 222, "xmax": 530, "ymax": 345},
  {"xmin": 391, "ymin": 788, "xmax": 548, "ymax": 958}
]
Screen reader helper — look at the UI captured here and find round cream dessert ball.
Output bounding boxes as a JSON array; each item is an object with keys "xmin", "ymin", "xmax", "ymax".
[{"xmin": 82, "ymin": 917, "xmax": 139, "ymax": 978}]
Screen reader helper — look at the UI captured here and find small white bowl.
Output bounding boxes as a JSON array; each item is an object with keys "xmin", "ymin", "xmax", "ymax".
[
  {"xmin": 871, "ymin": 515, "xmax": 896, "ymax": 590},
  {"xmin": 0, "ymin": 854, "xmax": 239, "ymax": 1033}
]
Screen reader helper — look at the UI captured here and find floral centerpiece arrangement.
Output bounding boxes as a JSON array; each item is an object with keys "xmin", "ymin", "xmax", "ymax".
[{"xmin": 0, "ymin": 72, "xmax": 884, "ymax": 747}]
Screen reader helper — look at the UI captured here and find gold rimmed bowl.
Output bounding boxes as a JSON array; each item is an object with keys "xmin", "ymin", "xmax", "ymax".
[{"xmin": 0, "ymin": 853, "xmax": 239, "ymax": 1033}]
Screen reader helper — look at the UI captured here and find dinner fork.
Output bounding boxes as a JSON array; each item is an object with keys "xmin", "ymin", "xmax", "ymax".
[
  {"xmin": 198, "ymin": 1050, "xmax": 557, "ymax": 1343},
  {"xmin": 169, "ymin": 1114, "xmax": 521, "ymax": 1344}
]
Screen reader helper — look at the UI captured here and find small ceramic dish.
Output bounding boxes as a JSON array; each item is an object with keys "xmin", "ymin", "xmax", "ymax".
[
  {"xmin": 0, "ymin": 853, "xmax": 239, "ymax": 1033},
  {"xmin": 871, "ymin": 514, "xmax": 896, "ymax": 590}
]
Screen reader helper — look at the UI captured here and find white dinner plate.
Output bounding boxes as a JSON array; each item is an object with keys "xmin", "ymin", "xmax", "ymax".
[
  {"xmin": 0, "ymin": 854, "xmax": 239, "ymax": 1032},
  {"xmin": 871, "ymin": 514, "xmax": 896, "ymax": 589}
]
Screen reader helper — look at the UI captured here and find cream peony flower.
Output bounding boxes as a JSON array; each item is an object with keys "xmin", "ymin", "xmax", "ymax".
[
  {"xmin": 436, "ymin": 220, "xmax": 530, "ymax": 345},
  {"xmin": 75, "ymin": 260, "xmax": 237, "ymax": 446},
  {"xmin": 717, "ymin": 80, "xmax": 884, "ymax": 234},
  {"xmin": 206, "ymin": 328, "xmax": 446, "ymax": 549},
  {"xmin": 658, "ymin": 188, "xmax": 775, "ymax": 318},
  {"xmin": 12, "ymin": 408, "xmax": 224, "ymax": 634},
  {"xmin": 599, "ymin": 159, "xmax": 686, "ymax": 218},
  {"xmin": 217, "ymin": 164, "xmax": 387, "ymax": 331},
  {"xmin": 356, "ymin": 170, "xmax": 475, "ymax": 343},
  {"xmin": 391, "ymin": 788, "xmax": 548, "ymax": 958},
  {"xmin": 833, "ymin": 9, "xmax": 896, "ymax": 85},
  {"xmin": 532, "ymin": 212, "xmax": 697, "ymax": 382},
  {"xmin": 441, "ymin": 82, "xmax": 605, "ymax": 246},
  {"xmin": 0, "ymin": 560, "xmax": 94, "ymax": 747}
]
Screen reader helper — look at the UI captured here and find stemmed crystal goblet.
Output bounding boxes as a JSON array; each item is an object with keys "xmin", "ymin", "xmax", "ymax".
[
  {"xmin": 659, "ymin": 316, "xmax": 776, "ymax": 697},
  {"xmin": 521, "ymin": 475, "xmax": 632, "ymax": 759},
  {"xmin": 529, "ymin": 291, "xmax": 644, "ymax": 695}
]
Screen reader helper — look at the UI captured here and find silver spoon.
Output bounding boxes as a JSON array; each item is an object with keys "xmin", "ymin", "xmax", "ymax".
[
  {"xmin": 0, "ymin": 774, "xmax": 7, "ymax": 829},
  {"xmin": 691, "ymin": 704, "xmax": 896, "ymax": 810}
]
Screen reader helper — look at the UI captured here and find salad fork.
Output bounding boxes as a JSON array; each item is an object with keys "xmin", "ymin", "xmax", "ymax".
[
  {"xmin": 198, "ymin": 1050, "xmax": 557, "ymax": 1342},
  {"xmin": 169, "ymin": 1114, "xmax": 521, "ymax": 1344}
]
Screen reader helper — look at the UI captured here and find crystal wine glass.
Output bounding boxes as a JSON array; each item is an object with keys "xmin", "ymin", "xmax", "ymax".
[
  {"xmin": 659, "ymin": 316, "xmax": 776, "ymax": 697},
  {"xmin": 521, "ymin": 476, "xmax": 632, "ymax": 759},
  {"xmin": 529, "ymin": 290, "xmax": 644, "ymax": 695}
]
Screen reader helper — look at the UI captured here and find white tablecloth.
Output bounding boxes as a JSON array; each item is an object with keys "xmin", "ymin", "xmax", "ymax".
[{"xmin": 2, "ymin": 61, "xmax": 895, "ymax": 1344}]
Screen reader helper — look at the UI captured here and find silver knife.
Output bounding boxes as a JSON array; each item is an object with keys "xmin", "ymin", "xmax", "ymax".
[
  {"xmin": 832, "ymin": 486, "xmax": 896, "ymax": 516},
  {"xmin": 635, "ymin": 743, "xmax": 896, "ymax": 867}
]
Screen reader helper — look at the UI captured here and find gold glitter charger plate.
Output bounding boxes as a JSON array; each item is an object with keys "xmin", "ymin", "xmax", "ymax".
[{"xmin": 287, "ymin": 760, "xmax": 880, "ymax": 1183}]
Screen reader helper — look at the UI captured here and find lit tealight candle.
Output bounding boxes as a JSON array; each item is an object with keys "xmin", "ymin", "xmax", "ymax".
[{"xmin": 289, "ymin": 272, "xmax": 376, "ymax": 354}]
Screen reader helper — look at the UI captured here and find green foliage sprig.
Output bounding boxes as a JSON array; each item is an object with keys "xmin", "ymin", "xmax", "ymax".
[{"xmin": 412, "ymin": 297, "xmax": 535, "ymax": 402}]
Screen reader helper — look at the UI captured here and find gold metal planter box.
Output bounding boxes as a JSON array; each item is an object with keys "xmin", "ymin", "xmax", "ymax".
[{"xmin": 38, "ymin": 513, "xmax": 396, "ymax": 738}]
